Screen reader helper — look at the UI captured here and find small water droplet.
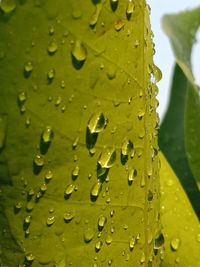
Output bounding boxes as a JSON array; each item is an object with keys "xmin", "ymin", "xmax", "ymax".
[
  {"xmin": 126, "ymin": 0, "xmax": 134, "ymax": 18},
  {"xmin": 140, "ymin": 252, "xmax": 145, "ymax": 264},
  {"xmin": 98, "ymin": 215, "xmax": 107, "ymax": 230},
  {"xmin": 88, "ymin": 112, "xmax": 107, "ymax": 134},
  {"xmin": 27, "ymin": 188, "xmax": 35, "ymax": 198},
  {"xmin": 55, "ymin": 96, "xmax": 62, "ymax": 106},
  {"xmin": 64, "ymin": 184, "xmax": 75, "ymax": 197},
  {"xmin": 42, "ymin": 126, "xmax": 54, "ymax": 143},
  {"xmin": 46, "ymin": 215, "xmax": 55, "ymax": 226},
  {"xmin": 34, "ymin": 153, "xmax": 44, "ymax": 167},
  {"xmin": 72, "ymin": 165, "xmax": 80, "ymax": 179},
  {"xmin": 14, "ymin": 201, "xmax": 23, "ymax": 211},
  {"xmin": 40, "ymin": 183, "xmax": 47, "ymax": 192},
  {"xmin": 90, "ymin": 181, "xmax": 102, "ymax": 198},
  {"xmin": 0, "ymin": 0, "xmax": 16, "ymax": 14},
  {"xmin": 84, "ymin": 227, "xmax": 95, "ymax": 242},
  {"xmin": 47, "ymin": 40, "xmax": 58, "ymax": 55},
  {"xmin": 63, "ymin": 210, "xmax": 74, "ymax": 222},
  {"xmin": 105, "ymin": 234, "xmax": 112, "ymax": 245},
  {"xmin": 71, "ymin": 40, "xmax": 87, "ymax": 62},
  {"xmin": 18, "ymin": 91, "xmax": 27, "ymax": 105},
  {"xmin": 95, "ymin": 240, "xmax": 103, "ymax": 252},
  {"xmin": 72, "ymin": 8, "xmax": 82, "ymax": 19},
  {"xmin": 170, "ymin": 237, "xmax": 180, "ymax": 251},
  {"xmin": 45, "ymin": 170, "xmax": 53, "ymax": 181},
  {"xmin": 25, "ymin": 253, "xmax": 35, "ymax": 263},
  {"xmin": 138, "ymin": 110, "xmax": 145, "ymax": 120},
  {"xmin": 48, "ymin": 25, "xmax": 55, "ymax": 35},
  {"xmin": 114, "ymin": 20, "xmax": 125, "ymax": 31},
  {"xmin": 129, "ymin": 237, "xmax": 136, "ymax": 250},
  {"xmin": 24, "ymin": 61, "xmax": 33, "ymax": 75},
  {"xmin": 47, "ymin": 68, "xmax": 55, "ymax": 81},
  {"xmin": 98, "ymin": 147, "xmax": 116, "ymax": 168},
  {"xmin": 24, "ymin": 215, "xmax": 32, "ymax": 225},
  {"xmin": 128, "ymin": 168, "xmax": 137, "ymax": 184}
]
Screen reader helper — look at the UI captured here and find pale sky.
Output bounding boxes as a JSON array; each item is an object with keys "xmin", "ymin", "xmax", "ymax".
[{"xmin": 148, "ymin": 0, "xmax": 200, "ymax": 120}]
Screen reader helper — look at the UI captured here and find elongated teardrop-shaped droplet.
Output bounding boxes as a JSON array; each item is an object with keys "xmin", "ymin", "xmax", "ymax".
[
  {"xmin": 72, "ymin": 165, "xmax": 80, "ymax": 178},
  {"xmin": 121, "ymin": 138, "xmax": 134, "ymax": 156},
  {"xmin": 154, "ymin": 233, "xmax": 164, "ymax": 250},
  {"xmin": 46, "ymin": 215, "xmax": 55, "ymax": 226},
  {"xmin": 64, "ymin": 210, "xmax": 74, "ymax": 222},
  {"xmin": 170, "ymin": 237, "xmax": 180, "ymax": 251},
  {"xmin": 34, "ymin": 153, "xmax": 44, "ymax": 167},
  {"xmin": 129, "ymin": 237, "xmax": 136, "ymax": 250},
  {"xmin": 98, "ymin": 215, "xmax": 107, "ymax": 230},
  {"xmin": 71, "ymin": 40, "xmax": 87, "ymax": 62},
  {"xmin": 89, "ymin": 3, "xmax": 102, "ymax": 27},
  {"xmin": 95, "ymin": 240, "xmax": 103, "ymax": 252},
  {"xmin": 42, "ymin": 126, "xmax": 54, "ymax": 143},
  {"xmin": 98, "ymin": 147, "xmax": 116, "ymax": 168},
  {"xmin": 84, "ymin": 227, "xmax": 95, "ymax": 243},
  {"xmin": 0, "ymin": 0, "xmax": 16, "ymax": 14},
  {"xmin": 47, "ymin": 40, "xmax": 58, "ymax": 54},
  {"xmin": 152, "ymin": 64, "xmax": 162, "ymax": 83},
  {"xmin": 90, "ymin": 181, "xmax": 102, "ymax": 197},
  {"xmin": 87, "ymin": 112, "xmax": 107, "ymax": 134},
  {"xmin": 126, "ymin": 0, "xmax": 134, "ymax": 17},
  {"xmin": 128, "ymin": 168, "xmax": 137, "ymax": 183},
  {"xmin": 64, "ymin": 184, "xmax": 75, "ymax": 197}
]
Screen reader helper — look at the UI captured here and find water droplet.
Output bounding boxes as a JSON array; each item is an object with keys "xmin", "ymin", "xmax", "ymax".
[
  {"xmin": 72, "ymin": 165, "xmax": 80, "ymax": 179},
  {"xmin": 98, "ymin": 147, "xmax": 116, "ymax": 168},
  {"xmin": 14, "ymin": 201, "xmax": 23, "ymax": 211},
  {"xmin": 129, "ymin": 237, "xmax": 136, "ymax": 250},
  {"xmin": 72, "ymin": 8, "xmax": 82, "ymax": 19},
  {"xmin": 24, "ymin": 215, "xmax": 32, "ymax": 225},
  {"xmin": 152, "ymin": 64, "xmax": 162, "ymax": 83},
  {"xmin": 64, "ymin": 210, "xmax": 74, "ymax": 222},
  {"xmin": 121, "ymin": 138, "xmax": 134, "ymax": 156},
  {"xmin": 47, "ymin": 68, "xmax": 55, "ymax": 81},
  {"xmin": 128, "ymin": 168, "xmax": 137, "ymax": 184},
  {"xmin": 64, "ymin": 184, "xmax": 75, "ymax": 197},
  {"xmin": 40, "ymin": 183, "xmax": 47, "ymax": 192},
  {"xmin": 24, "ymin": 61, "xmax": 33, "ymax": 75},
  {"xmin": 84, "ymin": 227, "xmax": 95, "ymax": 242},
  {"xmin": 45, "ymin": 170, "xmax": 53, "ymax": 181},
  {"xmin": 0, "ymin": 0, "xmax": 16, "ymax": 14},
  {"xmin": 47, "ymin": 40, "xmax": 58, "ymax": 55},
  {"xmin": 26, "ymin": 201, "xmax": 35, "ymax": 212},
  {"xmin": 154, "ymin": 233, "xmax": 164, "ymax": 249},
  {"xmin": 46, "ymin": 215, "xmax": 55, "ymax": 226},
  {"xmin": 90, "ymin": 181, "xmax": 102, "ymax": 198},
  {"xmin": 138, "ymin": 110, "xmax": 145, "ymax": 120},
  {"xmin": 71, "ymin": 40, "xmax": 87, "ymax": 62},
  {"xmin": 147, "ymin": 190, "xmax": 153, "ymax": 201},
  {"xmin": 170, "ymin": 237, "xmax": 180, "ymax": 251},
  {"xmin": 105, "ymin": 234, "xmax": 112, "ymax": 245},
  {"xmin": 42, "ymin": 126, "xmax": 54, "ymax": 143},
  {"xmin": 18, "ymin": 91, "xmax": 27, "ymax": 104},
  {"xmin": 55, "ymin": 96, "xmax": 62, "ymax": 106},
  {"xmin": 196, "ymin": 233, "xmax": 200, "ymax": 242},
  {"xmin": 87, "ymin": 112, "xmax": 107, "ymax": 134},
  {"xmin": 89, "ymin": 3, "xmax": 102, "ymax": 27},
  {"xmin": 98, "ymin": 215, "xmax": 107, "ymax": 230},
  {"xmin": 25, "ymin": 253, "xmax": 35, "ymax": 262},
  {"xmin": 114, "ymin": 20, "xmax": 125, "ymax": 31},
  {"xmin": 95, "ymin": 240, "xmax": 103, "ymax": 252},
  {"xmin": 25, "ymin": 117, "xmax": 31, "ymax": 127},
  {"xmin": 34, "ymin": 153, "xmax": 44, "ymax": 167},
  {"xmin": 140, "ymin": 252, "xmax": 145, "ymax": 264},
  {"xmin": 126, "ymin": 0, "xmax": 134, "ymax": 18},
  {"xmin": 72, "ymin": 136, "xmax": 79, "ymax": 149},
  {"xmin": 48, "ymin": 25, "xmax": 55, "ymax": 35}
]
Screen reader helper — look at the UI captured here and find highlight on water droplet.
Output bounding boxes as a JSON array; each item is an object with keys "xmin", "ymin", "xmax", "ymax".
[
  {"xmin": 87, "ymin": 111, "xmax": 107, "ymax": 134},
  {"xmin": 42, "ymin": 126, "xmax": 54, "ymax": 143},
  {"xmin": 98, "ymin": 147, "xmax": 116, "ymax": 169}
]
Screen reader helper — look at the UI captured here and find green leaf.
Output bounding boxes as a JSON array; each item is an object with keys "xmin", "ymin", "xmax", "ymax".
[
  {"xmin": 0, "ymin": 1, "xmax": 161, "ymax": 266},
  {"xmin": 162, "ymin": 7, "xmax": 200, "ymax": 185},
  {"xmin": 160, "ymin": 152, "xmax": 200, "ymax": 267},
  {"xmin": 159, "ymin": 64, "xmax": 200, "ymax": 216}
]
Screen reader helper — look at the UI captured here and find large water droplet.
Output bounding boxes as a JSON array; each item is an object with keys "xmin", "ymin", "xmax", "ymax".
[
  {"xmin": 0, "ymin": 0, "xmax": 16, "ymax": 14},
  {"xmin": 98, "ymin": 215, "xmax": 107, "ymax": 230},
  {"xmin": 98, "ymin": 147, "xmax": 116, "ymax": 168},
  {"xmin": 87, "ymin": 112, "xmax": 107, "ymax": 134},
  {"xmin": 64, "ymin": 210, "xmax": 74, "ymax": 222},
  {"xmin": 71, "ymin": 40, "xmax": 87, "ymax": 62},
  {"xmin": 170, "ymin": 237, "xmax": 180, "ymax": 251},
  {"xmin": 84, "ymin": 227, "xmax": 95, "ymax": 242},
  {"xmin": 42, "ymin": 126, "xmax": 54, "ymax": 143},
  {"xmin": 154, "ymin": 233, "xmax": 164, "ymax": 250},
  {"xmin": 90, "ymin": 181, "xmax": 102, "ymax": 198},
  {"xmin": 152, "ymin": 64, "xmax": 162, "ymax": 83}
]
